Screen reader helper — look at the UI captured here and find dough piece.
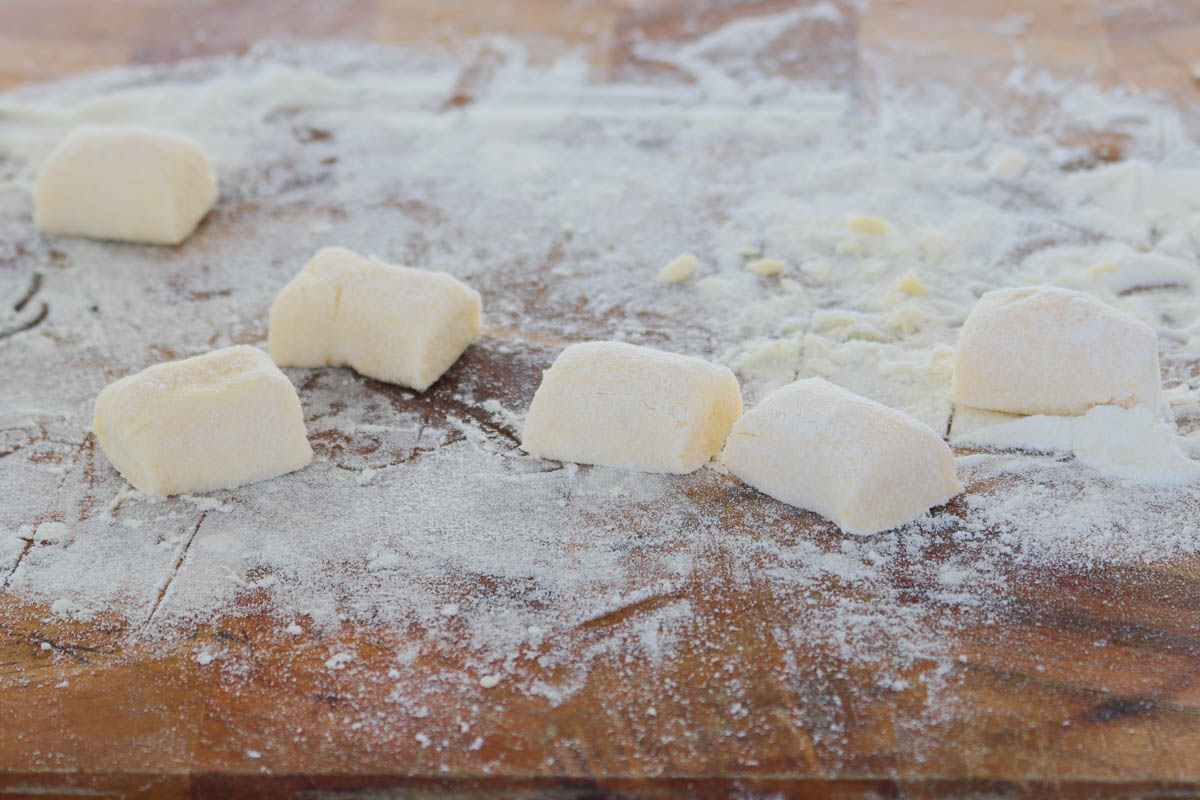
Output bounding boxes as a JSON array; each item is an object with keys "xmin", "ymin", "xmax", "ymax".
[
  {"xmin": 897, "ymin": 270, "xmax": 930, "ymax": 295},
  {"xmin": 846, "ymin": 215, "xmax": 889, "ymax": 236},
  {"xmin": 35, "ymin": 125, "xmax": 217, "ymax": 245},
  {"xmin": 658, "ymin": 253, "xmax": 697, "ymax": 284},
  {"xmin": 987, "ymin": 148, "xmax": 1028, "ymax": 180},
  {"xmin": 952, "ymin": 286, "xmax": 1167, "ymax": 416},
  {"xmin": 747, "ymin": 258, "xmax": 785, "ymax": 276},
  {"xmin": 722, "ymin": 378, "xmax": 962, "ymax": 535},
  {"xmin": 93, "ymin": 346, "xmax": 312, "ymax": 497},
  {"xmin": 521, "ymin": 341, "xmax": 743, "ymax": 473},
  {"xmin": 269, "ymin": 247, "xmax": 482, "ymax": 391}
]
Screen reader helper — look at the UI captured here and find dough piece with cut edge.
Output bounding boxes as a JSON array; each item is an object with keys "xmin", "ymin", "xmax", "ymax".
[
  {"xmin": 952, "ymin": 286, "xmax": 1168, "ymax": 417},
  {"xmin": 721, "ymin": 378, "xmax": 962, "ymax": 535},
  {"xmin": 93, "ymin": 346, "xmax": 312, "ymax": 497},
  {"xmin": 35, "ymin": 124, "xmax": 217, "ymax": 245},
  {"xmin": 269, "ymin": 247, "xmax": 482, "ymax": 391},
  {"xmin": 521, "ymin": 341, "xmax": 743, "ymax": 473}
]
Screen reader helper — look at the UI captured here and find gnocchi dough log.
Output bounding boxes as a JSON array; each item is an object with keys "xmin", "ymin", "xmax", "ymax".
[
  {"xmin": 269, "ymin": 247, "xmax": 482, "ymax": 391},
  {"xmin": 722, "ymin": 378, "xmax": 962, "ymax": 535},
  {"xmin": 953, "ymin": 286, "xmax": 1168, "ymax": 417},
  {"xmin": 93, "ymin": 346, "xmax": 313, "ymax": 497},
  {"xmin": 35, "ymin": 125, "xmax": 217, "ymax": 245},
  {"xmin": 521, "ymin": 341, "xmax": 743, "ymax": 473}
]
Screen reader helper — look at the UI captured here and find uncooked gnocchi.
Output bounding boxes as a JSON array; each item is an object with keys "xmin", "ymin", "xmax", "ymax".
[
  {"xmin": 521, "ymin": 341, "xmax": 743, "ymax": 473},
  {"xmin": 268, "ymin": 247, "xmax": 482, "ymax": 391},
  {"xmin": 35, "ymin": 124, "xmax": 217, "ymax": 245},
  {"xmin": 952, "ymin": 286, "xmax": 1167, "ymax": 417},
  {"xmin": 721, "ymin": 378, "xmax": 962, "ymax": 535},
  {"xmin": 93, "ymin": 346, "xmax": 312, "ymax": 497}
]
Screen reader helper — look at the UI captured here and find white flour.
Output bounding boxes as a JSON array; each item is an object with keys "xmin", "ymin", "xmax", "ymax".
[
  {"xmin": 1, "ymin": 10, "xmax": 1199, "ymax": 734},
  {"xmin": 954, "ymin": 403, "xmax": 1200, "ymax": 484}
]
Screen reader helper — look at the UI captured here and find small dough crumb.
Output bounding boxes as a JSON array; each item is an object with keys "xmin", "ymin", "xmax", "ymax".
[
  {"xmin": 658, "ymin": 253, "xmax": 697, "ymax": 284},
  {"xmin": 479, "ymin": 674, "xmax": 501, "ymax": 688},
  {"xmin": 988, "ymin": 147, "xmax": 1029, "ymax": 180},
  {"xmin": 746, "ymin": 258, "xmax": 785, "ymax": 276},
  {"xmin": 835, "ymin": 240, "xmax": 865, "ymax": 258},
  {"xmin": 846, "ymin": 215, "xmax": 890, "ymax": 236},
  {"xmin": 897, "ymin": 270, "xmax": 931, "ymax": 295}
]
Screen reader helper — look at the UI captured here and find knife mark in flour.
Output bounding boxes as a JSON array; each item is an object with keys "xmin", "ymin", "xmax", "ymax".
[
  {"xmin": 141, "ymin": 513, "xmax": 207, "ymax": 631},
  {"xmin": 2, "ymin": 536, "xmax": 34, "ymax": 591},
  {"xmin": 1, "ymin": 272, "xmax": 47, "ymax": 340}
]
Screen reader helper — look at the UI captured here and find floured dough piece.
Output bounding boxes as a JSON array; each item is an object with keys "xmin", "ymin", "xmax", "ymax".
[
  {"xmin": 94, "ymin": 346, "xmax": 312, "ymax": 497},
  {"xmin": 722, "ymin": 378, "xmax": 962, "ymax": 535},
  {"xmin": 35, "ymin": 125, "xmax": 217, "ymax": 245},
  {"xmin": 521, "ymin": 341, "xmax": 743, "ymax": 473},
  {"xmin": 269, "ymin": 247, "xmax": 482, "ymax": 391},
  {"xmin": 953, "ymin": 286, "xmax": 1167, "ymax": 416}
]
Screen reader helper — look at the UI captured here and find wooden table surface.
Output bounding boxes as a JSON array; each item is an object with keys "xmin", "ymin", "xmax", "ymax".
[{"xmin": 3, "ymin": 1, "xmax": 1200, "ymax": 798}]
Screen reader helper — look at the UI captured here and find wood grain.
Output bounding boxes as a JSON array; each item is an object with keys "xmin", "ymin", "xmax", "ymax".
[{"xmin": 2, "ymin": 1, "xmax": 1200, "ymax": 797}]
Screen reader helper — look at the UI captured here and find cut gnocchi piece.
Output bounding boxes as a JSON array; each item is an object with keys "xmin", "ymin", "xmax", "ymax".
[
  {"xmin": 93, "ymin": 346, "xmax": 312, "ymax": 497},
  {"xmin": 952, "ymin": 286, "xmax": 1167, "ymax": 417},
  {"xmin": 521, "ymin": 341, "xmax": 743, "ymax": 473},
  {"xmin": 721, "ymin": 378, "xmax": 962, "ymax": 535},
  {"xmin": 269, "ymin": 247, "xmax": 482, "ymax": 391},
  {"xmin": 35, "ymin": 125, "xmax": 217, "ymax": 245}
]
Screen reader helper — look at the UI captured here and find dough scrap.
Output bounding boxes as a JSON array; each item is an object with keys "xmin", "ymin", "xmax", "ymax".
[
  {"xmin": 987, "ymin": 147, "xmax": 1029, "ymax": 180},
  {"xmin": 747, "ymin": 258, "xmax": 785, "ymax": 276},
  {"xmin": 658, "ymin": 253, "xmax": 697, "ymax": 284},
  {"xmin": 846, "ymin": 215, "xmax": 889, "ymax": 236},
  {"xmin": 897, "ymin": 270, "xmax": 930, "ymax": 295},
  {"xmin": 952, "ymin": 286, "xmax": 1167, "ymax": 417},
  {"xmin": 521, "ymin": 341, "xmax": 743, "ymax": 473},
  {"xmin": 269, "ymin": 247, "xmax": 482, "ymax": 391},
  {"xmin": 35, "ymin": 124, "xmax": 217, "ymax": 245},
  {"xmin": 93, "ymin": 346, "xmax": 312, "ymax": 497},
  {"xmin": 722, "ymin": 378, "xmax": 962, "ymax": 535}
]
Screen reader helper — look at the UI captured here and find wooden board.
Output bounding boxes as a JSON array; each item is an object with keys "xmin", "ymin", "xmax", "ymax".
[{"xmin": 3, "ymin": 1, "xmax": 1200, "ymax": 797}]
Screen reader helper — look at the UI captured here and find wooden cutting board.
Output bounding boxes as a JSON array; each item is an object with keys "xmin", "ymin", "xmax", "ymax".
[{"xmin": 2, "ymin": 1, "xmax": 1200, "ymax": 797}]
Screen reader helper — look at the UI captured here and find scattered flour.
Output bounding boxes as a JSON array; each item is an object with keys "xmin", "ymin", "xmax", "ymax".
[
  {"xmin": 0, "ymin": 10, "xmax": 1197, "ymax": 737},
  {"xmin": 954, "ymin": 404, "xmax": 1200, "ymax": 484}
]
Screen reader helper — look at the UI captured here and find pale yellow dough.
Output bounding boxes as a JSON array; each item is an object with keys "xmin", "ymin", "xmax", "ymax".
[
  {"xmin": 93, "ymin": 346, "xmax": 312, "ymax": 497},
  {"xmin": 952, "ymin": 286, "xmax": 1168, "ymax": 417},
  {"xmin": 721, "ymin": 378, "xmax": 962, "ymax": 535},
  {"xmin": 35, "ymin": 124, "xmax": 217, "ymax": 245},
  {"xmin": 268, "ymin": 247, "xmax": 482, "ymax": 391},
  {"xmin": 521, "ymin": 341, "xmax": 743, "ymax": 473}
]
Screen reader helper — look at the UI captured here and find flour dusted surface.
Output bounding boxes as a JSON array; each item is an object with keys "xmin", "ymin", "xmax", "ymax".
[{"xmin": 1, "ymin": 10, "xmax": 1199, "ymax": 741}]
